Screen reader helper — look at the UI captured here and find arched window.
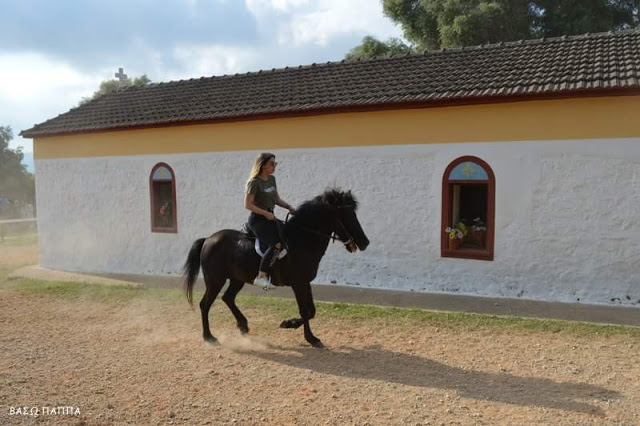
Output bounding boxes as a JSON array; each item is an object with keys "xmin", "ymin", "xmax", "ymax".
[
  {"xmin": 441, "ymin": 156, "xmax": 494, "ymax": 260},
  {"xmin": 150, "ymin": 163, "xmax": 177, "ymax": 233}
]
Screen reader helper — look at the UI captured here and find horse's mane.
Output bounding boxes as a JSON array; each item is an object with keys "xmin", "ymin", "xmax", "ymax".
[{"xmin": 294, "ymin": 188, "xmax": 359, "ymax": 217}]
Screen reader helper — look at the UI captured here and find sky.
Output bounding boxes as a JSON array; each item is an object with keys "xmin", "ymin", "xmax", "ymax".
[{"xmin": 1, "ymin": 0, "xmax": 404, "ymax": 156}]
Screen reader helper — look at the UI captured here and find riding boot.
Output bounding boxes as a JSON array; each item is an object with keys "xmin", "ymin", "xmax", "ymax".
[
  {"xmin": 269, "ymin": 247, "xmax": 281, "ymax": 268},
  {"xmin": 275, "ymin": 221, "xmax": 289, "ymax": 252},
  {"xmin": 259, "ymin": 246, "xmax": 279, "ymax": 275}
]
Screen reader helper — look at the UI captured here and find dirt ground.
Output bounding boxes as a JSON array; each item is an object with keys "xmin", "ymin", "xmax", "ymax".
[{"xmin": 1, "ymin": 240, "xmax": 639, "ymax": 425}]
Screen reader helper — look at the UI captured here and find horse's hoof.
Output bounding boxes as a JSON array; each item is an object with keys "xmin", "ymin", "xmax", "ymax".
[
  {"xmin": 280, "ymin": 319, "xmax": 303, "ymax": 329},
  {"xmin": 311, "ymin": 340, "xmax": 325, "ymax": 349},
  {"xmin": 204, "ymin": 336, "xmax": 218, "ymax": 345},
  {"xmin": 239, "ymin": 326, "xmax": 249, "ymax": 335},
  {"xmin": 280, "ymin": 320, "xmax": 292, "ymax": 328}
]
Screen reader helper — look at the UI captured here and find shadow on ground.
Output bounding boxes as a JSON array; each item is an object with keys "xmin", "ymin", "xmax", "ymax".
[{"xmin": 245, "ymin": 344, "xmax": 615, "ymax": 416}]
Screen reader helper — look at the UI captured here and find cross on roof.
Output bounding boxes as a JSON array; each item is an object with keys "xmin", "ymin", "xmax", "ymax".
[{"xmin": 115, "ymin": 67, "xmax": 128, "ymax": 85}]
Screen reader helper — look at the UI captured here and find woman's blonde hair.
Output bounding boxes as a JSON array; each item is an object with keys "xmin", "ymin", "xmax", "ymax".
[{"xmin": 246, "ymin": 152, "xmax": 275, "ymax": 187}]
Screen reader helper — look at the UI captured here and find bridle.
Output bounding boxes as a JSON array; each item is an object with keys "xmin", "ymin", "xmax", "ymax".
[
  {"xmin": 283, "ymin": 204, "xmax": 356, "ymax": 248},
  {"xmin": 332, "ymin": 206, "xmax": 356, "ymax": 248}
]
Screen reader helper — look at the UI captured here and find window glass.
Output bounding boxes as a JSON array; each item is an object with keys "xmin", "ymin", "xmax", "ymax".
[
  {"xmin": 449, "ymin": 161, "xmax": 488, "ymax": 180},
  {"xmin": 152, "ymin": 166, "xmax": 172, "ymax": 181}
]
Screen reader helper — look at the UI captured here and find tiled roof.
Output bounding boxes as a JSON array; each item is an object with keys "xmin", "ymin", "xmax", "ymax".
[{"xmin": 21, "ymin": 29, "xmax": 640, "ymax": 138}]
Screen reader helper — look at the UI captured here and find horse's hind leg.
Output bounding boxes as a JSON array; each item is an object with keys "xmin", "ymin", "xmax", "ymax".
[
  {"xmin": 222, "ymin": 279, "xmax": 249, "ymax": 334},
  {"xmin": 200, "ymin": 276, "xmax": 226, "ymax": 344}
]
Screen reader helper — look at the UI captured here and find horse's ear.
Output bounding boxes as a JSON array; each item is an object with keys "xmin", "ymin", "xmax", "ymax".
[
  {"xmin": 325, "ymin": 188, "xmax": 338, "ymax": 206},
  {"xmin": 345, "ymin": 190, "xmax": 358, "ymax": 210}
]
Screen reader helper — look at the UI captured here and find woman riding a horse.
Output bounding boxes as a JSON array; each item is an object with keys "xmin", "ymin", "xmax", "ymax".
[
  {"xmin": 244, "ymin": 152, "xmax": 295, "ymax": 289},
  {"xmin": 182, "ymin": 156, "xmax": 370, "ymax": 347}
]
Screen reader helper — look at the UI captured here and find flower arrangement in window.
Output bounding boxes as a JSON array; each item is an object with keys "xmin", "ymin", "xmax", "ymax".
[
  {"xmin": 445, "ymin": 222, "xmax": 468, "ymax": 250},
  {"xmin": 471, "ymin": 217, "xmax": 487, "ymax": 246}
]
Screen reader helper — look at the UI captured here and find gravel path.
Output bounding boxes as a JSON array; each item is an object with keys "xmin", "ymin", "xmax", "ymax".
[{"xmin": 1, "ymin": 280, "xmax": 639, "ymax": 425}]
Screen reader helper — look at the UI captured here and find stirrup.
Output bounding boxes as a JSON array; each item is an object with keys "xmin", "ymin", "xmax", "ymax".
[
  {"xmin": 253, "ymin": 275, "xmax": 275, "ymax": 291},
  {"xmin": 277, "ymin": 248, "xmax": 287, "ymax": 259}
]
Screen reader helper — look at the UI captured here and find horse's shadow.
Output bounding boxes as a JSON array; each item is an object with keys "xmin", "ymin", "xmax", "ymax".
[{"xmin": 246, "ymin": 344, "xmax": 616, "ymax": 416}]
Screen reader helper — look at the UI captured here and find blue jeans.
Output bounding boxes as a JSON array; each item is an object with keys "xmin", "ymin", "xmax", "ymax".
[{"xmin": 248, "ymin": 213, "xmax": 285, "ymax": 273}]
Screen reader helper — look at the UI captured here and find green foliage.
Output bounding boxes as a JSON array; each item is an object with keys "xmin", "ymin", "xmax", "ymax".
[
  {"xmin": 434, "ymin": 0, "xmax": 534, "ymax": 48},
  {"xmin": 79, "ymin": 74, "xmax": 151, "ymax": 106},
  {"xmin": 12, "ymin": 279, "xmax": 147, "ymax": 302},
  {"xmin": 345, "ymin": 35, "xmax": 414, "ymax": 60},
  {"xmin": 0, "ymin": 232, "xmax": 37, "ymax": 247},
  {"xmin": 348, "ymin": 0, "xmax": 639, "ymax": 58},
  {"xmin": 0, "ymin": 126, "xmax": 35, "ymax": 218},
  {"xmin": 393, "ymin": 0, "xmax": 535, "ymax": 49},
  {"xmin": 533, "ymin": 0, "xmax": 640, "ymax": 37},
  {"xmin": 7, "ymin": 277, "xmax": 639, "ymax": 337},
  {"xmin": 383, "ymin": 0, "xmax": 441, "ymax": 50},
  {"xmin": 242, "ymin": 296, "xmax": 640, "ymax": 337}
]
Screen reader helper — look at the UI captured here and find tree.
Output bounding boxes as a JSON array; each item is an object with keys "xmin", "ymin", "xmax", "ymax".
[
  {"xmin": 79, "ymin": 74, "xmax": 151, "ymax": 105},
  {"xmin": 346, "ymin": 36, "xmax": 414, "ymax": 60},
  {"xmin": 382, "ymin": 0, "xmax": 534, "ymax": 50},
  {"xmin": 0, "ymin": 126, "xmax": 35, "ymax": 218},
  {"xmin": 533, "ymin": 0, "xmax": 639, "ymax": 37},
  {"xmin": 347, "ymin": 0, "xmax": 639, "ymax": 58}
]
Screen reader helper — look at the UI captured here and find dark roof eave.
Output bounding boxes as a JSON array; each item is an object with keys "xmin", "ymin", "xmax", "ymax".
[{"xmin": 19, "ymin": 86, "xmax": 640, "ymax": 139}]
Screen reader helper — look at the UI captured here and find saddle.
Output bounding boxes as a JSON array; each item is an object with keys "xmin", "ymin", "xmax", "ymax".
[{"xmin": 241, "ymin": 223, "xmax": 287, "ymax": 259}]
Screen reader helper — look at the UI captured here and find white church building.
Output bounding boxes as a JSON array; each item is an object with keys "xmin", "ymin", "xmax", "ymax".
[{"xmin": 21, "ymin": 30, "xmax": 640, "ymax": 307}]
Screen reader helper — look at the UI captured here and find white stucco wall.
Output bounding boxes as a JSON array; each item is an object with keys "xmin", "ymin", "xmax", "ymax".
[{"xmin": 35, "ymin": 138, "xmax": 640, "ymax": 306}]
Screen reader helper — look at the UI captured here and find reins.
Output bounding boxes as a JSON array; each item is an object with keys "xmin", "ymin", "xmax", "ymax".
[{"xmin": 283, "ymin": 205, "xmax": 355, "ymax": 246}]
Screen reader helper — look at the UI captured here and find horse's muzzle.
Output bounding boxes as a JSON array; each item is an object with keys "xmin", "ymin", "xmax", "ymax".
[{"xmin": 357, "ymin": 238, "xmax": 369, "ymax": 251}]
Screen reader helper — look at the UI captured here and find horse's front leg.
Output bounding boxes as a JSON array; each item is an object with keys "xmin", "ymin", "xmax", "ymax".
[
  {"xmin": 291, "ymin": 282, "xmax": 323, "ymax": 348},
  {"xmin": 280, "ymin": 300, "xmax": 315, "ymax": 329}
]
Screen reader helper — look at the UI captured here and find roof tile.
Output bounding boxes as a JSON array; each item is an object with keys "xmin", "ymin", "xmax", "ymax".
[{"xmin": 21, "ymin": 29, "xmax": 640, "ymax": 138}]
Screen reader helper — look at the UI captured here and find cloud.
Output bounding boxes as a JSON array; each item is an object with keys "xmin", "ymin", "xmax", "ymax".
[
  {"xmin": 246, "ymin": 0, "xmax": 310, "ymax": 14},
  {"xmin": 0, "ymin": 0, "xmax": 258, "ymax": 72},
  {"xmin": 0, "ymin": 52, "xmax": 109, "ymax": 151},
  {"xmin": 291, "ymin": 0, "xmax": 403, "ymax": 47},
  {"xmin": 0, "ymin": 52, "xmax": 99, "ymax": 103},
  {"xmin": 246, "ymin": 0, "xmax": 403, "ymax": 47},
  {"xmin": 170, "ymin": 44, "xmax": 262, "ymax": 79}
]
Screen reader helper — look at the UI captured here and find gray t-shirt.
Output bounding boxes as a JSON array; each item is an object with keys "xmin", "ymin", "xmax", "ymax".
[{"xmin": 246, "ymin": 175, "xmax": 278, "ymax": 212}]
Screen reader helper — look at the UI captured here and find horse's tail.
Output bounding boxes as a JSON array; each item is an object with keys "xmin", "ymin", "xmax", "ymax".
[{"xmin": 182, "ymin": 238, "xmax": 206, "ymax": 307}]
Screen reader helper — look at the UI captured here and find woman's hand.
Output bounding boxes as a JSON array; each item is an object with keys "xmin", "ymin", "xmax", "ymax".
[
  {"xmin": 288, "ymin": 206, "xmax": 296, "ymax": 215},
  {"xmin": 265, "ymin": 212, "xmax": 276, "ymax": 221}
]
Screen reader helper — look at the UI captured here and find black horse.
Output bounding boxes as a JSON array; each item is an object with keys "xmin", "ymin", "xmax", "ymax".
[{"xmin": 182, "ymin": 188, "xmax": 370, "ymax": 348}]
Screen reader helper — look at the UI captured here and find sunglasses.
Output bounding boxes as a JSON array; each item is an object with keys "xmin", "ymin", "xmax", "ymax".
[{"xmin": 267, "ymin": 161, "xmax": 278, "ymax": 166}]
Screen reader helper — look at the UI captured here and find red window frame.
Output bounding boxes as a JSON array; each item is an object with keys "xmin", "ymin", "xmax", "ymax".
[
  {"xmin": 441, "ymin": 156, "xmax": 495, "ymax": 261},
  {"xmin": 150, "ymin": 163, "xmax": 178, "ymax": 233}
]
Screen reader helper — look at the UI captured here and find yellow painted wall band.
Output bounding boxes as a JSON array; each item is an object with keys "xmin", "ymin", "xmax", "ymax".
[{"xmin": 34, "ymin": 95, "xmax": 640, "ymax": 159}]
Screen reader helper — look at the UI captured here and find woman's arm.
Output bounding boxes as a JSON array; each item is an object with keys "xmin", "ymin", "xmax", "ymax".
[
  {"xmin": 275, "ymin": 195, "xmax": 295, "ymax": 212},
  {"xmin": 244, "ymin": 193, "xmax": 275, "ymax": 220}
]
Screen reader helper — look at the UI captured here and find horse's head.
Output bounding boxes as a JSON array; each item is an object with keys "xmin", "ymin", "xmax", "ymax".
[{"xmin": 322, "ymin": 189, "xmax": 370, "ymax": 253}]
